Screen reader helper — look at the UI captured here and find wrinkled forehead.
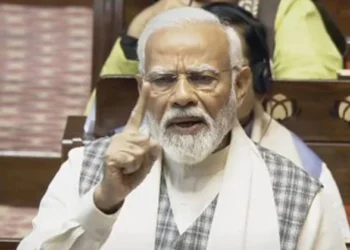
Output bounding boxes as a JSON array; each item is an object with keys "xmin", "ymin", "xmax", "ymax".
[{"xmin": 144, "ymin": 23, "xmax": 231, "ymax": 73}]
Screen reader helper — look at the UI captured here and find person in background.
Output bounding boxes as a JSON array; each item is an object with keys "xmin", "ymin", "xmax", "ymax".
[
  {"xmin": 99, "ymin": 0, "xmax": 344, "ymax": 79},
  {"xmin": 19, "ymin": 8, "xmax": 345, "ymax": 249}
]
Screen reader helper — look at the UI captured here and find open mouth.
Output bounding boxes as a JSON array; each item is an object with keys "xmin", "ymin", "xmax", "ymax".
[{"xmin": 166, "ymin": 116, "xmax": 207, "ymax": 134}]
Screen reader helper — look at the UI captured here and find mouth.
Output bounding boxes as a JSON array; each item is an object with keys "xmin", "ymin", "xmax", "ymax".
[{"xmin": 166, "ymin": 116, "xmax": 207, "ymax": 134}]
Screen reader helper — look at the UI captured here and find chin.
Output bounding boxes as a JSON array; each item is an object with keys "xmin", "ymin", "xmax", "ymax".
[
  {"xmin": 164, "ymin": 147, "xmax": 210, "ymax": 165},
  {"xmin": 161, "ymin": 130, "xmax": 217, "ymax": 165}
]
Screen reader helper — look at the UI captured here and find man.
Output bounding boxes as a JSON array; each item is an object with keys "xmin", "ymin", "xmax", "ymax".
[
  {"xmin": 19, "ymin": 7, "xmax": 345, "ymax": 250},
  {"xmin": 87, "ymin": 1, "xmax": 350, "ymax": 240}
]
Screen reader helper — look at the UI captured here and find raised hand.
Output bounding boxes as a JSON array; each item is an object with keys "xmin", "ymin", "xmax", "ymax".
[{"xmin": 94, "ymin": 83, "xmax": 162, "ymax": 214}]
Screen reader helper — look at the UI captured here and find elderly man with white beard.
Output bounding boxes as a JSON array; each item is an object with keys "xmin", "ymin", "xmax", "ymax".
[{"xmin": 19, "ymin": 7, "xmax": 345, "ymax": 250}]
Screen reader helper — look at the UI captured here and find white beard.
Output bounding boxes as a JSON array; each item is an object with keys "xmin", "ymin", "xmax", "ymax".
[{"xmin": 145, "ymin": 91, "xmax": 237, "ymax": 165}]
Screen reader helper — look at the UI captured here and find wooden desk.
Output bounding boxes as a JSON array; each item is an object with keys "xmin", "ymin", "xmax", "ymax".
[
  {"xmin": 0, "ymin": 154, "xmax": 60, "ymax": 207},
  {"xmin": 0, "ymin": 238, "xmax": 20, "ymax": 250}
]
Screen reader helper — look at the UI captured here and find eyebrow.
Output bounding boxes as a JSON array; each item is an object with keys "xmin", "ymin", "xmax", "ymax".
[
  {"xmin": 188, "ymin": 64, "xmax": 219, "ymax": 74},
  {"xmin": 147, "ymin": 66, "xmax": 174, "ymax": 76},
  {"xmin": 147, "ymin": 64, "xmax": 220, "ymax": 75}
]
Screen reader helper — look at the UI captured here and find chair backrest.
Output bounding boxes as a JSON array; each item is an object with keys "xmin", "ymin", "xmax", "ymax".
[
  {"xmin": 91, "ymin": 0, "xmax": 155, "ymax": 90},
  {"xmin": 95, "ymin": 75, "xmax": 138, "ymax": 137},
  {"xmin": 95, "ymin": 76, "xmax": 350, "ymax": 203}
]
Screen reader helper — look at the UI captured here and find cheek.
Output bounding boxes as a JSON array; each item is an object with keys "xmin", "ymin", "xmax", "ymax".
[
  {"xmin": 199, "ymin": 83, "xmax": 232, "ymax": 118},
  {"xmin": 147, "ymin": 93, "xmax": 168, "ymax": 122}
]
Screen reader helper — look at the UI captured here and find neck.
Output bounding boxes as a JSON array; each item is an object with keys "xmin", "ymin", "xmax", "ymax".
[
  {"xmin": 213, "ymin": 132, "xmax": 231, "ymax": 154},
  {"xmin": 240, "ymin": 111, "xmax": 254, "ymax": 128}
]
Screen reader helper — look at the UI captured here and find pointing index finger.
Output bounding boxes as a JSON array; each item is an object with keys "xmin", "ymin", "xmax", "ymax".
[{"xmin": 125, "ymin": 82, "xmax": 151, "ymax": 131}]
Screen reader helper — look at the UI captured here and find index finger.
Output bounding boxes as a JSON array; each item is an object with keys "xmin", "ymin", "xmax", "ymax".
[{"xmin": 125, "ymin": 82, "xmax": 151, "ymax": 131}]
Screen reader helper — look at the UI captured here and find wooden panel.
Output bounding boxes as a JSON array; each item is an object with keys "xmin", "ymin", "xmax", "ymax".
[
  {"xmin": 0, "ymin": 239, "xmax": 20, "ymax": 250},
  {"xmin": 91, "ymin": 0, "xmax": 154, "ymax": 91},
  {"xmin": 265, "ymin": 80, "xmax": 350, "ymax": 142},
  {"xmin": 0, "ymin": 155, "xmax": 60, "ymax": 207},
  {"xmin": 95, "ymin": 75, "xmax": 138, "ymax": 137},
  {"xmin": 309, "ymin": 142, "xmax": 350, "ymax": 203}
]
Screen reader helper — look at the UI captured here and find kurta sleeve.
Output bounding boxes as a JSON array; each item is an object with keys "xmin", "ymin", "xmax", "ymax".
[{"xmin": 18, "ymin": 148, "xmax": 119, "ymax": 250}]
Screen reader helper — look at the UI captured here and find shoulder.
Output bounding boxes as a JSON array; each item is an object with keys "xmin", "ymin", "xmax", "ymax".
[{"xmin": 257, "ymin": 145, "xmax": 323, "ymax": 192}]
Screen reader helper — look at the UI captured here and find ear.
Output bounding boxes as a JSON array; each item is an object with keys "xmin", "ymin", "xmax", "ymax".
[
  {"xmin": 135, "ymin": 73, "xmax": 143, "ymax": 93},
  {"xmin": 234, "ymin": 66, "xmax": 252, "ymax": 107}
]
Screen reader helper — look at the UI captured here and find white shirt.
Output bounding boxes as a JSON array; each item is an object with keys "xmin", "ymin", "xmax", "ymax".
[
  {"xmin": 164, "ymin": 146, "xmax": 228, "ymax": 234},
  {"xmin": 18, "ymin": 147, "xmax": 346, "ymax": 250}
]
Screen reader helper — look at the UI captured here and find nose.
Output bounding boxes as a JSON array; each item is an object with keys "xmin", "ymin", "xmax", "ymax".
[{"xmin": 169, "ymin": 76, "xmax": 198, "ymax": 108}]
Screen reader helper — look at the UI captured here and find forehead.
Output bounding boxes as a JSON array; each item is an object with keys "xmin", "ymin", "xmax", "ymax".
[{"xmin": 145, "ymin": 23, "xmax": 231, "ymax": 72}]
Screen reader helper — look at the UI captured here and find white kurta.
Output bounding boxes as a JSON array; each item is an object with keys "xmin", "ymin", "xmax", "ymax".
[{"xmin": 18, "ymin": 125, "xmax": 346, "ymax": 250}]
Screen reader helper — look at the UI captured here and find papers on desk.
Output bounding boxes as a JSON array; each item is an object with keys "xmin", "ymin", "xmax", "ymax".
[{"xmin": 337, "ymin": 69, "xmax": 350, "ymax": 80}]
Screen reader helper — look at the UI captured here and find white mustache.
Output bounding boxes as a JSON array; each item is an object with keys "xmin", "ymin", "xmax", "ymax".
[{"xmin": 160, "ymin": 107, "xmax": 211, "ymax": 129}]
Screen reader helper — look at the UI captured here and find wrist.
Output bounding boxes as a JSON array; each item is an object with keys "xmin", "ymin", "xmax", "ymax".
[{"xmin": 93, "ymin": 185, "xmax": 124, "ymax": 215}]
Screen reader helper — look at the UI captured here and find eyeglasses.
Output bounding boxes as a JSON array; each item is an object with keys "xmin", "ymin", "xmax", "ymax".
[{"xmin": 143, "ymin": 66, "xmax": 241, "ymax": 94}]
